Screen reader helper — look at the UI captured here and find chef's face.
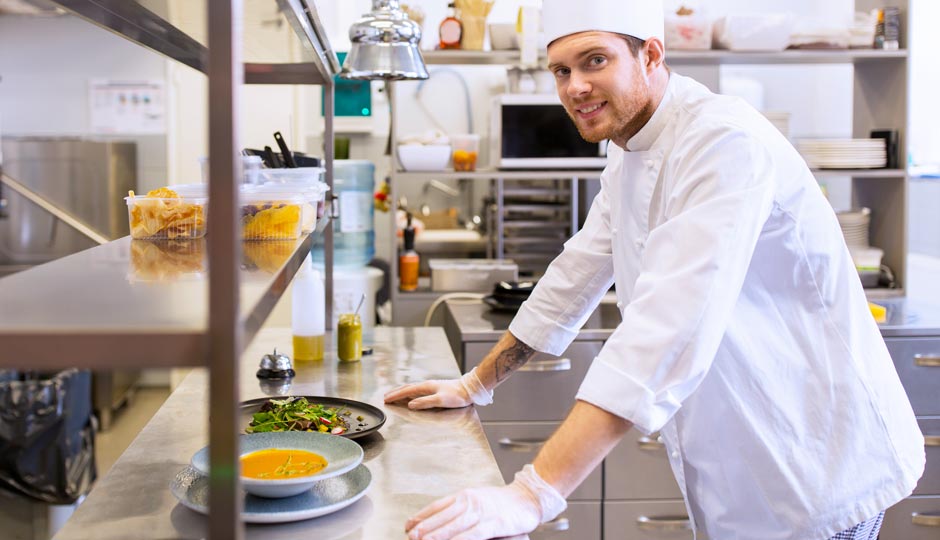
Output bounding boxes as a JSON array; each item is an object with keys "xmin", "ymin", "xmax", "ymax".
[{"xmin": 548, "ymin": 31, "xmax": 658, "ymax": 147}]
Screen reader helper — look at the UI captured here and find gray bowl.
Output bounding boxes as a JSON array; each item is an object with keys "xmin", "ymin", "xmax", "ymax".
[{"xmin": 190, "ymin": 431, "xmax": 363, "ymax": 498}]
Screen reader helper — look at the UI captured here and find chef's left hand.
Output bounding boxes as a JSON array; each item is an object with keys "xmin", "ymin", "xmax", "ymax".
[{"xmin": 405, "ymin": 465, "xmax": 566, "ymax": 540}]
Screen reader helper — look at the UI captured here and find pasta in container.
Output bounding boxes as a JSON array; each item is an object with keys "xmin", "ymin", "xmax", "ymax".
[{"xmin": 125, "ymin": 188, "xmax": 207, "ymax": 239}]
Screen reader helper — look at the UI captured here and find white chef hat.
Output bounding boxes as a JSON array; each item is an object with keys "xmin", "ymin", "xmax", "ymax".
[{"xmin": 542, "ymin": 0, "xmax": 664, "ymax": 46}]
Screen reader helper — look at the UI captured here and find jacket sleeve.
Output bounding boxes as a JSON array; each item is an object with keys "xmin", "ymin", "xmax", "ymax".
[
  {"xmin": 576, "ymin": 125, "xmax": 776, "ymax": 434},
  {"xmin": 508, "ymin": 173, "xmax": 616, "ymax": 355}
]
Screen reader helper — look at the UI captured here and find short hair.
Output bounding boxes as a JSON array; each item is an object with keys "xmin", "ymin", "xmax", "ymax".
[{"xmin": 621, "ymin": 34, "xmax": 645, "ymax": 56}]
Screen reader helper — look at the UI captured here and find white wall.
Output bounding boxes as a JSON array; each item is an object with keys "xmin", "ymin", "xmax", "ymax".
[
  {"xmin": 0, "ymin": 14, "xmax": 168, "ymax": 192},
  {"xmin": 909, "ymin": 0, "xmax": 940, "ymax": 167}
]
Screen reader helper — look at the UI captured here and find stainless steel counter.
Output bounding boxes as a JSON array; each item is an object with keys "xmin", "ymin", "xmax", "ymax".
[
  {"xmin": 445, "ymin": 295, "xmax": 940, "ymax": 341},
  {"xmin": 53, "ymin": 327, "xmax": 506, "ymax": 540}
]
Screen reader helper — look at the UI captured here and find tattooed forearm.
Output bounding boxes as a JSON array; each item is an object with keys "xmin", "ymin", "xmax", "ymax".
[{"xmin": 493, "ymin": 335, "xmax": 535, "ymax": 383}]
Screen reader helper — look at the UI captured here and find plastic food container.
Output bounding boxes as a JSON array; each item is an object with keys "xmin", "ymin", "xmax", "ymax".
[
  {"xmin": 713, "ymin": 14, "xmax": 794, "ymax": 51},
  {"xmin": 125, "ymin": 194, "xmax": 208, "ymax": 239},
  {"xmin": 451, "ymin": 134, "xmax": 480, "ymax": 172},
  {"xmin": 849, "ymin": 246, "xmax": 883, "ymax": 272},
  {"xmin": 665, "ymin": 13, "xmax": 713, "ymax": 50},
  {"xmin": 240, "ymin": 192, "xmax": 304, "ymax": 240},
  {"xmin": 259, "ymin": 166, "xmax": 326, "ymax": 185},
  {"xmin": 254, "ymin": 182, "xmax": 329, "ymax": 233}
]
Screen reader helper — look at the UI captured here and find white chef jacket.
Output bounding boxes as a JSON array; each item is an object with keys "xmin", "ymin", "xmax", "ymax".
[{"xmin": 508, "ymin": 73, "xmax": 924, "ymax": 540}]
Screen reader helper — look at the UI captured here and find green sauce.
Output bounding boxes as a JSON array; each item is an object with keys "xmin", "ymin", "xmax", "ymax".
[{"xmin": 337, "ymin": 313, "xmax": 362, "ymax": 362}]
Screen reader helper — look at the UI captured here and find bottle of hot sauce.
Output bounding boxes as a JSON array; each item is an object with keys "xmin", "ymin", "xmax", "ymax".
[
  {"xmin": 439, "ymin": 2, "xmax": 462, "ymax": 50},
  {"xmin": 399, "ymin": 212, "xmax": 420, "ymax": 291}
]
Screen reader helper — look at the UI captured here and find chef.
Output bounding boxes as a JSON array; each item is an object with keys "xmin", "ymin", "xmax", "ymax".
[{"xmin": 384, "ymin": 1, "xmax": 925, "ymax": 538}]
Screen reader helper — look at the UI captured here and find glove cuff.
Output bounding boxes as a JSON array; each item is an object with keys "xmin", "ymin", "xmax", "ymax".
[
  {"xmin": 515, "ymin": 464, "xmax": 567, "ymax": 523},
  {"xmin": 459, "ymin": 367, "xmax": 494, "ymax": 406}
]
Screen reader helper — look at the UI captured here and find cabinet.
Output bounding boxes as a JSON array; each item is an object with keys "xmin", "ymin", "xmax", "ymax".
[
  {"xmin": 386, "ymin": 1, "xmax": 912, "ymax": 325},
  {"xmin": 882, "ymin": 337, "xmax": 940, "ymax": 539},
  {"xmin": 0, "ymin": 1, "xmax": 339, "ymax": 537}
]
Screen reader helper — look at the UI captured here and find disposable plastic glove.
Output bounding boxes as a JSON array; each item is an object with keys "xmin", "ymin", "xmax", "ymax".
[
  {"xmin": 383, "ymin": 367, "xmax": 493, "ymax": 409},
  {"xmin": 405, "ymin": 464, "xmax": 566, "ymax": 540}
]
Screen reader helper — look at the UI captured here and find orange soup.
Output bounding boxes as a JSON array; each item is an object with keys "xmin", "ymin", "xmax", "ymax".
[{"xmin": 240, "ymin": 448, "xmax": 327, "ymax": 480}]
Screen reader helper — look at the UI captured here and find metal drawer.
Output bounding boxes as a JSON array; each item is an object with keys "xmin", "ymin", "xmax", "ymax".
[
  {"xmin": 604, "ymin": 500, "xmax": 698, "ymax": 540},
  {"xmin": 482, "ymin": 422, "xmax": 602, "ymax": 501},
  {"xmin": 605, "ymin": 429, "xmax": 682, "ymax": 500},
  {"xmin": 465, "ymin": 341, "xmax": 601, "ymax": 422},
  {"xmin": 884, "ymin": 338, "xmax": 940, "ymax": 415},
  {"xmin": 881, "ymin": 497, "xmax": 940, "ymax": 540},
  {"xmin": 531, "ymin": 501, "xmax": 601, "ymax": 540},
  {"xmin": 914, "ymin": 418, "xmax": 940, "ymax": 496}
]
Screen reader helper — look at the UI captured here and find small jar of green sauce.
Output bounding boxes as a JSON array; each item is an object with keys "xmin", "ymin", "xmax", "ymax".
[{"xmin": 337, "ymin": 313, "xmax": 362, "ymax": 362}]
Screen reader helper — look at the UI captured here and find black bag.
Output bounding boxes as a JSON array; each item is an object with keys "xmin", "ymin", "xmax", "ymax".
[{"xmin": 0, "ymin": 369, "xmax": 96, "ymax": 504}]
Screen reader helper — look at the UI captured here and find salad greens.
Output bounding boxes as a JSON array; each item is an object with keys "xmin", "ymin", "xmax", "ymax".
[{"xmin": 246, "ymin": 397, "xmax": 350, "ymax": 435}]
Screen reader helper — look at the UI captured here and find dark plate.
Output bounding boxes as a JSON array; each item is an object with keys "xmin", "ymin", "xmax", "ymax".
[
  {"xmin": 239, "ymin": 396, "xmax": 386, "ymax": 440},
  {"xmin": 483, "ymin": 295, "xmax": 522, "ymax": 313}
]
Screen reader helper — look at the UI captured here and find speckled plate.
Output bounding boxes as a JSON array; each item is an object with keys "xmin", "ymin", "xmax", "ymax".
[
  {"xmin": 169, "ymin": 464, "xmax": 372, "ymax": 524},
  {"xmin": 190, "ymin": 432, "xmax": 363, "ymax": 498},
  {"xmin": 239, "ymin": 396, "xmax": 386, "ymax": 440}
]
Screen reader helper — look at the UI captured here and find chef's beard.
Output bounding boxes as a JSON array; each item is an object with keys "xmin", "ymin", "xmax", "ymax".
[{"xmin": 567, "ymin": 68, "xmax": 657, "ymax": 145}]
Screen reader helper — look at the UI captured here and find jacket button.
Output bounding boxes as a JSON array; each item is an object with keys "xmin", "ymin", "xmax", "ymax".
[
  {"xmin": 671, "ymin": 450, "xmax": 680, "ymax": 459},
  {"xmin": 616, "ymin": 301, "xmax": 624, "ymax": 309},
  {"xmin": 644, "ymin": 159, "xmax": 655, "ymax": 168},
  {"xmin": 611, "ymin": 227, "xmax": 618, "ymax": 235},
  {"xmin": 635, "ymin": 239, "xmax": 644, "ymax": 248}
]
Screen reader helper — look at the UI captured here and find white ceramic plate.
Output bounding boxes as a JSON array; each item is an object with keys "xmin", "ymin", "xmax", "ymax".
[
  {"xmin": 191, "ymin": 431, "xmax": 363, "ymax": 498},
  {"xmin": 170, "ymin": 464, "xmax": 372, "ymax": 524}
]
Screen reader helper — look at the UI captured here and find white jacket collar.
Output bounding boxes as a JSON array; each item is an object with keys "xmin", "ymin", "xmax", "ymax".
[{"xmin": 626, "ymin": 73, "xmax": 678, "ymax": 152}]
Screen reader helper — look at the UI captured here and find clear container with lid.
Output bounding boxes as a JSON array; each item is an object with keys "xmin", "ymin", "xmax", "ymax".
[
  {"xmin": 239, "ymin": 191, "xmax": 304, "ymax": 240},
  {"xmin": 256, "ymin": 182, "xmax": 329, "ymax": 232},
  {"xmin": 125, "ymin": 193, "xmax": 208, "ymax": 239}
]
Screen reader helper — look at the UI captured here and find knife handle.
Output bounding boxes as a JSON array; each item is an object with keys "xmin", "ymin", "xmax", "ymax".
[{"xmin": 274, "ymin": 131, "xmax": 296, "ymax": 168}]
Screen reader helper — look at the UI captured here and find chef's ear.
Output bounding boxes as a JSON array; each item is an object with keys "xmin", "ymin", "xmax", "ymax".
[{"xmin": 642, "ymin": 38, "xmax": 666, "ymax": 74}]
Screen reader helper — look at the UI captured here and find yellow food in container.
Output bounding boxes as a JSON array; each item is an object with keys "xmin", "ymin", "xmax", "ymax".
[
  {"xmin": 241, "ymin": 192, "xmax": 304, "ymax": 240},
  {"xmin": 126, "ymin": 188, "xmax": 207, "ymax": 239}
]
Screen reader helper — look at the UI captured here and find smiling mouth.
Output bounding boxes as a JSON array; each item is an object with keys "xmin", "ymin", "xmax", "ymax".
[{"xmin": 576, "ymin": 102, "xmax": 607, "ymax": 118}]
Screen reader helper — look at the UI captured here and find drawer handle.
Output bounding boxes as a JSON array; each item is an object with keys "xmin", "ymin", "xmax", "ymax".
[
  {"xmin": 519, "ymin": 358, "xmax": 572, "ymax": 372},
  {"xmin": 637, "ymin": 434, "xmax": 665, "ymax": 451},
  {"xmin": 498, "ymin": 437, "xmax": 546, "ymax": 452},
  {"xmin": 912, "ymin": 512, "xmax": 940, "ymax": 527},
  {"xmin": 636, "ymin": 515, "xmax": 692, "ymax": 531},
  {"xmin": 914, "ymin": 354, "xmax": 940, "ymax": 367},
  {"xmin": 536, "ymin": 517, "xmax": 570, "ymax": 532},
  {"xmin": 926, "ymin": 435, "xmax": 940, "ymax": 447}
]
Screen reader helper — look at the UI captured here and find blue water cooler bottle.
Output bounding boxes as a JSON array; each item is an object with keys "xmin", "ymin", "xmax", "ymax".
[{"xmin": 314, "ymin": 159, "xmax": 375, "ymax": 268}]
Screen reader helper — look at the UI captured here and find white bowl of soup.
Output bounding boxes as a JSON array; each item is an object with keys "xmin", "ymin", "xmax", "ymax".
[{"xmin": 191, "ymin": 431, "xmax": 364, "ymax": 498}]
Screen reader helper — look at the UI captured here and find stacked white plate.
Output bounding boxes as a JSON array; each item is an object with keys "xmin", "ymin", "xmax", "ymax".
[
  {"xmin": 837, "ymin": 207, "xmax": 871, "ymax": 248},
  {"xmin": 796, "ymin": 138, "xmax": 887, "ymax": 169}
]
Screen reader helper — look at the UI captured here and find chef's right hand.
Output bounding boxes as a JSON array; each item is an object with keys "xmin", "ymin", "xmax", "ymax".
[{"xmin": 384, "ymin": 367, "xmax": 493, "ymax": 410}]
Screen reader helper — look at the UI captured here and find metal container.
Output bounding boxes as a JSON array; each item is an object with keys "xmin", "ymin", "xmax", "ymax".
[
  {"xmin": 0, "ymin": 137, "xmax": 136, "ymax": 269},
  {"xmin": 430, "ymin": 258, "xmax": 518, "ymax": 292}
]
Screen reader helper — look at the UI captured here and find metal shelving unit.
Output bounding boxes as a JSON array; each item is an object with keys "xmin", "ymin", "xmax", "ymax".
[
  {"xmin": 420, "ymin": 47, "xmax": 908, "ymax": 66},
  {"xmin": 389, "ymin": 4, "xmax": 911, "ymax": 318},
  {"xmin": 0, "ymin": 1, "xmax": 339, "ymax": 538}
]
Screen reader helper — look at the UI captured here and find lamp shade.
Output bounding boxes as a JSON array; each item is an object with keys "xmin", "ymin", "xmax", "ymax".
[{"xmin": 341, "ymin": 0, "xmax": 429, "ymax": 81}]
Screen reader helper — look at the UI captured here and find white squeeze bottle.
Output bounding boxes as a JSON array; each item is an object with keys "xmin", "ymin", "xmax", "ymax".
[{"xmin": 292, "ymin": 255, "xmax": 325, "ymax": 361}]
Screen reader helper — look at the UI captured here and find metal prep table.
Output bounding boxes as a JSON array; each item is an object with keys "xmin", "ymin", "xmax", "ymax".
[{"xmin": 53, "ymin": 326, "xmax": 509, "ymax": 540}]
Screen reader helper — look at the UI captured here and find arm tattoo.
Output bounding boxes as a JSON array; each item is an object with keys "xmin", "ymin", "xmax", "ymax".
[{"xmin": 494, "ymin": 339, "xmax": 535, "ymax": 383}]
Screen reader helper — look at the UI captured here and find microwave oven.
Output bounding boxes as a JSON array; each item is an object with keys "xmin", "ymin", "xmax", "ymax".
[{"xmin": 490, "ymin": 94, "xmax": 607, "ymax": 169}]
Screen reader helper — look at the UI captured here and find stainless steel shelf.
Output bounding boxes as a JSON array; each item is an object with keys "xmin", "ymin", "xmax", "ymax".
[
  {"xmin": 420, "ymin": 48, "xmax": 907, "ymax": 66},
  {"xmin": 393, "ymin": 169, "xmax": 603, "ymax": 181},
  {"xmin": 812, "ymin": 168, "xmax": 907, "ymax": 178},
  {"xmin": 52, "ymin": 0, "xmax": 339, "ymax": 84},
  {"xmin": 0, "ymin": 224, "xmax": 322, "ymax": 370}
]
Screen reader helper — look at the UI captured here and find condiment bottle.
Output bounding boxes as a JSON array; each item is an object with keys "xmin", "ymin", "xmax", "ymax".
[
  {"xmin": 291, "ymin": 257, "xmax": 325, "ymax": 361},
  {"xmin": 439, "ymin": 2, "xmax": 462, "ymax": 50},
  {"xmin": 337, "ymin": 313, "xmax": 363, "ymax": 362},
  {"xmin": 399, "ymin": 212, "xmax": 420, "ymax": 291}
]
